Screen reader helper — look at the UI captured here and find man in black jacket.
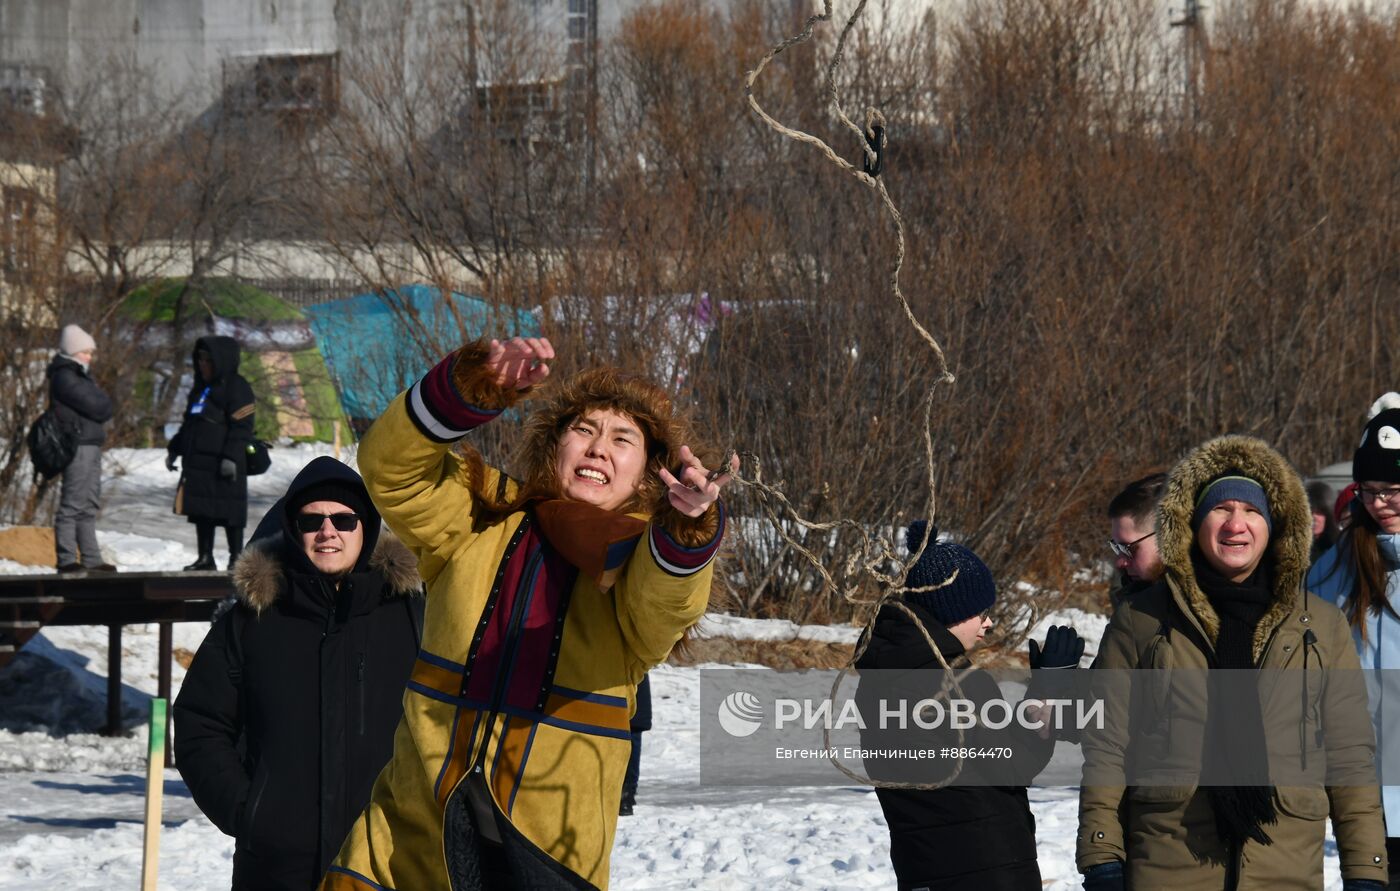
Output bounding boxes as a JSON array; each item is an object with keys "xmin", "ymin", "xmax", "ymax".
[
  {"xmin": 174, "ymin": 457, "xmax": 423, "ymax": 890},
  {"xmin": 49, "ymin": 324, "xmax": 116, "ymax": 572}
]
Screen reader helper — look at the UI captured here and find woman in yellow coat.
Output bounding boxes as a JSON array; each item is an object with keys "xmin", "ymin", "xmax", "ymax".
[{"xmin": 322, "ymin": 337, "xmax": 735, "ymax": 890}]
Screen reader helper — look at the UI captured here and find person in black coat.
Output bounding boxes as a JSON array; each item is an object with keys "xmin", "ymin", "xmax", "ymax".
[
  {"xmin": 855, "ymin": 522, "xmax": 1077, "ymax": 891},
  {"xmin": 48, "ymin": 324, "xmax": 116, "ymax": 572},
  {"xmin": 174, "ymin": 457, "xmax": 424, "ymax": 891},
  {"xmin": 167, "ymin": 335, "xmax": 257, "ymax": 570}
]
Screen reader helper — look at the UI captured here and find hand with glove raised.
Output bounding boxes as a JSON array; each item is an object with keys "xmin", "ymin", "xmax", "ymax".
[
  {"xmin": 1026, "ymin": 625, "xmax": 1087, "ymax": 735},
  {"xmin": 1029, "ymin": 625, "xmax": 1086, "ymax": 669}
]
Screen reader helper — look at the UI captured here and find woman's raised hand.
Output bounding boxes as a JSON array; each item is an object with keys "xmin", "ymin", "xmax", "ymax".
[
  {"xmin": 658, "ymin": 446, "xmax": 740, "ymax": 518},
  {"xmin": 486, "ymin": 337, "xmax": 554, "ymax": 390}
]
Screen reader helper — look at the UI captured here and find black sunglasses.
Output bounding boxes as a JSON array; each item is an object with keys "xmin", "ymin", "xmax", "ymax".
[
  {"xmin": 1107, "ymin": 529, "xmax": 1155, "ymax": 559},
  {"xmin": 295, "ymin": 512, "xmax": 360, "ymax": 533}
]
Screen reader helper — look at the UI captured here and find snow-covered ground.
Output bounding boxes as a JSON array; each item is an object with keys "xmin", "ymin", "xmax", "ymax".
[{"xmin": 0, "ymin": 447, "xmax": 1349, "ymax": 889}]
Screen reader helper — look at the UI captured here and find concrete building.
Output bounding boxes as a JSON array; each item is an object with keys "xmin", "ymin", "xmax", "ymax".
[
  {"xmin": 0, "ymin": 66, "xmax": 73, "ymax": 326},
  {"xmin": 0, "ymin": 1, "xmax": 691, "ymax": 114}
]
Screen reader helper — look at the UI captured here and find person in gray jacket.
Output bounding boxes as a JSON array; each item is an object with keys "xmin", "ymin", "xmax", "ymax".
[{"xmin": 48, "ymin": 324, "xmax": 115, "ymax": 572}]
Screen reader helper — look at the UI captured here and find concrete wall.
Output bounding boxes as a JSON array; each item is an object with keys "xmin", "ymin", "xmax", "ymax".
[{"xmin": 1, "ymin": 0, "xmax": 342, "ymax": 108}]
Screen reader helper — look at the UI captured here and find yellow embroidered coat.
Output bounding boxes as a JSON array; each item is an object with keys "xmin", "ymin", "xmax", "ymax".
[{"xmin": 322, "ymin": 349, "xmax": 723, "ymax": 890}]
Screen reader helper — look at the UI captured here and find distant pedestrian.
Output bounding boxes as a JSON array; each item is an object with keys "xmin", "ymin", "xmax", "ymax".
[
  {"xmin": 1306, "ymin": 480, "xmax": 1339, "ymax": 565},
  {"xmin": 1337, "ymin": 482, "xmax": 1360, "ymax": 529},
  {"xmin": 167, "ymin": 336, "xmax": 256, "ymax": 570},
  {"xmin": 49, "ymin": 324, "xmax": 115, "ymax": 573}
]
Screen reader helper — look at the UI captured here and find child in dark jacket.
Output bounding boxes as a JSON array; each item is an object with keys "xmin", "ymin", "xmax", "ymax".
[{"xmin": 856, "ymin": 521, "xmax": 1081, "ymax": 891}]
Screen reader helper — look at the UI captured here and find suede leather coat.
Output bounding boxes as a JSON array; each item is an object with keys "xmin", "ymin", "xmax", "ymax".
[
  {"xmin": 322, "ymin": 347, "xmax": 723, "ymax": 891},
  {"xmin": 1077, "ymin": 435, "xmax": 1386, "ymax": 888}
]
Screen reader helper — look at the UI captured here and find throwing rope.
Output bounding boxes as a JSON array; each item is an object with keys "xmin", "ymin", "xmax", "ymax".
[{"xmin": 730, "ymin": 0, "xmax": 970, "ymax": 790}]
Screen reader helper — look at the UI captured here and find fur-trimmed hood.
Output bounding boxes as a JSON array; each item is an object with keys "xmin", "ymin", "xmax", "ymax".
[
  {"xmin": 1158, "ymin": 434, "xmax": 1311, "ymax": 658},
  {"xmin": 231, "ymin": 530, "xmax": 421, "ymax": 614}
]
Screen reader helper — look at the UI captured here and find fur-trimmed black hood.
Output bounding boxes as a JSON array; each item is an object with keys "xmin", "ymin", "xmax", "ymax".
[
  {"xmin": 231, "ymin": 531, "xmax": 421, "ymax": 614},
  {"xmin": 1157, "ymin": 434, "xmax": 1311, "ymax": 658}
]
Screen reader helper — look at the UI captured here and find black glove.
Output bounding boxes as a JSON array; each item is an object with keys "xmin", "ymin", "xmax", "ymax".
[
  {"xmin": 1342, "ymin": 880, "xmax": 1386, "ymax": 891},
  {"xmin": 1082, "ymin": 860, "xmax": 1125, "ymax": 891},
  {"xmin": 1029, "ymin": 625, "xmax": 1086, "ymax": 669},
  {"xmin": 165, "ymin": 453, "xmax": 178, "ymax": 472},
  {"xmin": 219, "ymin": 458, "xmax": 237, "ymax": 480},
  {"xmin": 1027, "ymin": 625, "xmax": 1087, "ymax": 718}
]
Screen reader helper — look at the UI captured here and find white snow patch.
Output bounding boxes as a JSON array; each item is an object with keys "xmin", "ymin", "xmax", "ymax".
[{"xmin": 694, "ymin": 613, "xmax": 862, "ymax": 645}]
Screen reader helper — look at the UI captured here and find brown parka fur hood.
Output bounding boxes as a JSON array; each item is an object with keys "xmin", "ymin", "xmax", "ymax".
[
  {"xmin": 1077, "ymin": 434, "xmax": 1387, "ymax": 889},
  {"xmin": 1157, "ymin": 434, "xmax": 1312, "ymax": 661},
  {"xmin": 231, "ymin": 531, "xmax": 422, "ymax": 615}
]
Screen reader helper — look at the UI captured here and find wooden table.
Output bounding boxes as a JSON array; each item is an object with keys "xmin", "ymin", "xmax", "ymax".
[{"xmin": 0, "ymin": 571, "xmax": 234, "ymax": 756}]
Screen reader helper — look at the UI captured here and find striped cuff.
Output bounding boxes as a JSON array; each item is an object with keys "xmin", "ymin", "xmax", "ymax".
[
  {"xmin": 406, "ymin": 353, "xmax": 502, "ymax": 443},
  {"xmin": 649, "ymin": 502, "xmax": 726, "ymax": 577}
]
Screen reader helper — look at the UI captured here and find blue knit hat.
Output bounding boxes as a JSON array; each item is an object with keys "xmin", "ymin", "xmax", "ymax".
[
  {"xmin": 902, "ymin": 521, "xmax": 997, "ymax": 626},
  {"xmin": 1191, "ymin": 475, "xmax": 1272, "ymax": 532}
]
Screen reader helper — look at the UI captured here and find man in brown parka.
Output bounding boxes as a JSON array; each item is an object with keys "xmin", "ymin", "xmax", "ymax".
[{"xmin": 1077, "ymin": 435, "xmax": 1387, "ymax": 890}]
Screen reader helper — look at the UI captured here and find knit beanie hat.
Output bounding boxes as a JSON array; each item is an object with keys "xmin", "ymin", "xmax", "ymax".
[
  {"xmin": 1354, "ymin": 393, "xmax": 1400, "ymax": 484},
  {"xmin": 1191, "ymin": 474, "xmax": 1272, "ymax": 532},
  {"xmin": 287, "ymin": 479, "xmax": 372, "ymax": 524},
  {"xmin": 902, "ymin": 520, "xmax": 997, "ymax": 626},
  {"xmin": 59, "ymin": 324, "xmax": 96, "ymax": 357}
]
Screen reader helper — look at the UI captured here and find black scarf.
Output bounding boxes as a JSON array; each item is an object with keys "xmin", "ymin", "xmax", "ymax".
[{"xmin": 1192, "ymin": 549, "xmax": 1278, "ymax": 849}]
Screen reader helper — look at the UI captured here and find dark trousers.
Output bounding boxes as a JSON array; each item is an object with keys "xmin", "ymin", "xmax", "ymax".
[
  {"xmin": 55, "ymin": 445, "xmax": 103, "ymax": 567},
  {"xmin": 194, "ymin": 520, "xmax": 244, "ymax": 566},
  {"xmin": 1389, "ymin": 836, "xmax": 1400, "ymax": 891},
  {"xmin": 621, "ymin": 731, "xmax": 643, "ymax": 804}
]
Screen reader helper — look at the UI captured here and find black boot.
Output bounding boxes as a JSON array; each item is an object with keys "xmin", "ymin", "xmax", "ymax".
[
  {"xmin": 225, "ymin": 526, "xmax": 244, "ymax": 571},
  {"xmin": 184, "ymin": 523, "xmax": 217, "ymax": 571}
]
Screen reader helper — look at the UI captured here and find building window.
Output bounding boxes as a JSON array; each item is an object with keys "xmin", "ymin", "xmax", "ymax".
[
  {"xmin": 0, "ymin": 185, "xmax": 40, "ymax": 275},
  {"xmin": 565, "ymin": 0, "xmax": 595, "ymax": 87},
  {"xmin": 0, "ymin": 64, "xmax": 52, "ymax": 117},
  {"xmin": 245, "ymin": 53, "xmax": 339, "ymax": 115}
]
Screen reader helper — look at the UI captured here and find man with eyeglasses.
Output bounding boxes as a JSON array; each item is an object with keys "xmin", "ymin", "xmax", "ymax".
[
  {"xmin": 1106, "ymin": 472, "xmax": 1167, "ymax": 607},
  {"xmin": 175, "ymin": 456, "xmax": 424, "ymax": 890}
]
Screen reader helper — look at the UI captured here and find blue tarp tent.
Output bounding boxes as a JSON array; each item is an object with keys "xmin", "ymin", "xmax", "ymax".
[{"xmin": 304, "ymin": 284, "xmax": 539, "ymax": 431}]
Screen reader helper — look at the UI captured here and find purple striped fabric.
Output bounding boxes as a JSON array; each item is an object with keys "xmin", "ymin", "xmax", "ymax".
[
  {"xmin": 648, "ymin": 502, "xmax": 726, "ymax": 577},
  {"xmin": 406, "ymin": 352, "xmax": 502, "ymax": 442}
]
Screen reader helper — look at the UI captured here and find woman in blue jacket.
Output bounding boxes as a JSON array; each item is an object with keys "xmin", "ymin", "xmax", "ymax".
[{"xmin": 1308, "ymin": 392, "xmax": 1400, "ymax": 889}]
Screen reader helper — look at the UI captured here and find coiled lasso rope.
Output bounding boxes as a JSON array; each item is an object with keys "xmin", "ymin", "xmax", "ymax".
[{"xmin": 735, "ymin": 1, "xmax": 977, "ymax": 791}]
